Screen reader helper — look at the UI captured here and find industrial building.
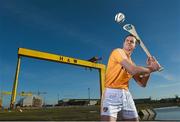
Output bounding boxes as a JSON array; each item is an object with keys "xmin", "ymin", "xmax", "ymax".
[
  {"xmin": 57, "ymin": 99, "xmax": 100, "ymax": 106},
  {"xmin": 16, "ymin": 95, "xmax": 43, "ymax": 107}
]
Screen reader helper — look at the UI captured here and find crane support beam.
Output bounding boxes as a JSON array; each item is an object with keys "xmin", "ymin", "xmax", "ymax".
[
  {"xmin": 10, "ymin": 56, "xmax": 21, "ymax": 109},
  {"xmin": 18, "ymin": 48, "xmax": 105, "ymax": 69}
]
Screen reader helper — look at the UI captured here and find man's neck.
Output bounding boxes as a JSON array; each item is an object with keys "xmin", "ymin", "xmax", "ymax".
[{"xmin": 123, "ymin": 48, "xmax": 132, "ymax": 57}]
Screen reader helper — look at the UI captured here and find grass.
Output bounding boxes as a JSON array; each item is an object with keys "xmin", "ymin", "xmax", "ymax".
[
  {"xmin": 0, "ymin": 106, "xmax": 100, "ymax": 121},
  {"xmin": 1, "ymin": 103, "xmax": 177, "ymax": 121}
]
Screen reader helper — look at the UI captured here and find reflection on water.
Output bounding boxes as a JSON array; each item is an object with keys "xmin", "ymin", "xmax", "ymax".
[{"xmin": 154, "ymin": 106, "xmax": 180, "ymax": 120}]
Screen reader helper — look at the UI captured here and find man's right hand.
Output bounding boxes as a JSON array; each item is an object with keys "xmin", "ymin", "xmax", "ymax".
[{"xmin": 146, "ymin": 57, "xmax": 161, "ymax": 72}]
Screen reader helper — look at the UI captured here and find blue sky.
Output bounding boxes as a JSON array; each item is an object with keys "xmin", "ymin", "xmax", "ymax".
[{"xmin": 0, "ymin": 0, "xmax": 180, "ymax": 107}]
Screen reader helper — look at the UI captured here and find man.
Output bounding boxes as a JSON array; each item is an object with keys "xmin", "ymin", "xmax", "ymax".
[{"xmin": 101, "ymin": 35, "xmax": 160, "ymax": 121}]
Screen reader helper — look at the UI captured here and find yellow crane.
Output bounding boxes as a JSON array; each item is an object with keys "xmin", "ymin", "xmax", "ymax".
[
  {"xmin": 10, "ymin": 48, "xmax": 106, "ymax": 109},
  {"xmin": 0, "ymin": 91, "xmax": 32, "ymax": 108}
]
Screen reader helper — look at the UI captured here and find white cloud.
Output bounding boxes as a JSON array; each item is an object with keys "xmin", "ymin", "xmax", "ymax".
[
  {"xmin": 153, "ymin": 82, "xmax": 180, "ymax": 89},
  {"xmin": 153, "ymin": 71, "xmax": 180, "ymax": 89},
  {"xmin": 154, "ymin": 72, "xmax": 175, "ymax": 81}
]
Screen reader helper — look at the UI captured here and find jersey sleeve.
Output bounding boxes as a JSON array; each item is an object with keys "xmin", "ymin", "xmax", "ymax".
[{"xmin": 111, "ymin": 49, "xmax": 128, "ymax": 63}]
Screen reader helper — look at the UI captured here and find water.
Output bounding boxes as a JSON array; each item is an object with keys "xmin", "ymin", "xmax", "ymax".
[{"xmin": 154, "ymin": 106, "xmax": 180, "ymax": 120}]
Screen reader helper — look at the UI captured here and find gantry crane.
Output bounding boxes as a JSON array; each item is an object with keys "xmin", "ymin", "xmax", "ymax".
[{"xmin": 10, "ymin": 48, "xmax": 106, "ymax": 109}]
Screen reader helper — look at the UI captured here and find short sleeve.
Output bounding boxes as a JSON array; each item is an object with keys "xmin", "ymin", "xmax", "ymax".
[{"xmin": 111, "ymin": 48, "xmax": 128, "ymax": 63}]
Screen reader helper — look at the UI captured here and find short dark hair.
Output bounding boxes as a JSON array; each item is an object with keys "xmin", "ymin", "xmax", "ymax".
[{"xmin": 124, "ymin": 34, "xmax": 139, "ymax": 45}]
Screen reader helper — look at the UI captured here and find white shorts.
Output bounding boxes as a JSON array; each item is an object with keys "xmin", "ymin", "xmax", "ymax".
[{"xmin": 101, "ymin": 88, "xmax": 138, "ymax": 119}]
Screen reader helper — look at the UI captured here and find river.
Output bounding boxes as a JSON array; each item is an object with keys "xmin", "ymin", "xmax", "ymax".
[{"xmin": 154, "ymin": 106, "xmax": 180, "ymax": 120}]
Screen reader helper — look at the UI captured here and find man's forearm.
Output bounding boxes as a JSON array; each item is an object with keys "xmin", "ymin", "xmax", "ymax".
[
  {"xmin": 132, "ymin": 66, "xmax": 152, "ymax": 75},
  {"xmin": 121, "ymin": 59, "xmax": 153, "ymax": 75}
]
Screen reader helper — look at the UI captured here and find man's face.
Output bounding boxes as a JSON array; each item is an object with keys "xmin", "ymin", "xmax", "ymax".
[{"xmin": 123, "ymin": 36, "xmax": 136, "ymax": 52}]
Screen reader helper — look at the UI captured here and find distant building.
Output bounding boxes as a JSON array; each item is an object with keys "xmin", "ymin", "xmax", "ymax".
[
  {"xmin": 17, "ymin": 95, "xmax": 43, "ymax": 107},
  {"xmin": 57, "ymin": 99, "xmax": 99, "ymax": 106},
  {"xmin": 134, "ymin": 98, "xmax": 151, "ymax": 104},
  {"xmin": 89, "ymin": 100, "xmax": 98, "ymax": 106}
]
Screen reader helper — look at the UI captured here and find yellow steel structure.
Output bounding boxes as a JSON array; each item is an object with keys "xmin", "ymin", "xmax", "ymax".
[
  {"xmin": 10, "ymin": 48, "xmax": 106, "ymax": 109},
  {"xmin": 1, "ymin": 91, "xmax": 32, "ymax": 96},
  {"xmin": 0, "ymin": 91, "xmax": 32, "ymax": 108}
]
